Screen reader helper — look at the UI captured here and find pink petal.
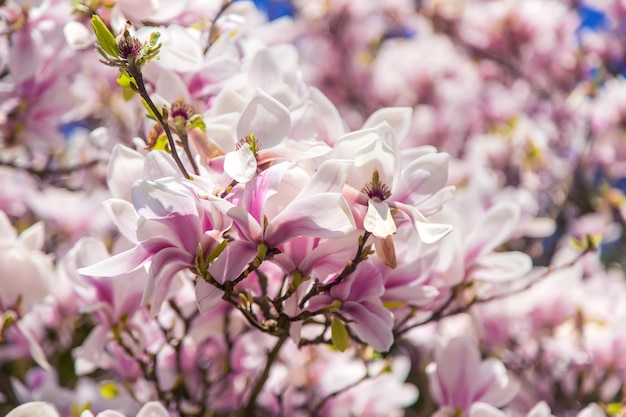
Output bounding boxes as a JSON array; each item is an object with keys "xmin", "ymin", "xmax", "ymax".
[
  {"xmin": 343, "ymin": 300, "xmax": 394, "ymax": 352},
  {"xmin": 435, "ymin": 337, "xmax": 482, "ymax": 408},
  {"xmin": 205, "ymin": 195, "xmax": 262, "ymax": 243},
  {"xmin": 208, "ymin": 240, "xmax": 258, "ymax": 284},
  {"xmin": 397, "ymin": 152, "xmax": 450, "ymax": 203},
  {"xmin": 265, "ymin": 193, "xmax": 356, "ymax": 247},
  {"xmin": 146, "ymin": 247, "xmax": 194, "ymax": 316},
  {"xmin": 77, "ymin": 246, "xmax": 151, "ymax": 277},
  {"xmin": 195, "ymin": 279, "xmax": 224, "ymax": 313},
  {"xmin": 224, "ymin": 145, "xmax": 257, "ymax": 183}
]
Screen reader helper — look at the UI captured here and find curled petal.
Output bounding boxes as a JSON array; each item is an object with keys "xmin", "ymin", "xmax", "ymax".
[
  {"xmin": 224, "ymin": 145, "xmax": 257, "ymax": 183},
  {"xmin": 364, "ymin": 199, "xmax": 396, "ymax": 239},
  {"xmin": 394, "ymin": 201, "xmax": 453, "ymax": 244}
]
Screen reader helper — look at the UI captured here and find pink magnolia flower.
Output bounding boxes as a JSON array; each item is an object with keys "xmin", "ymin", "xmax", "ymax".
[
  {"xmin": 78, "ymin": 178, "xmax": 231, "ymax": 316},
  {"xmin": 427, "ymin": 336, "xmax": 519, "ymax": 415},
  {"xmin": 0, "ymin": 211, "xmax": 53, "ymax": 311}
]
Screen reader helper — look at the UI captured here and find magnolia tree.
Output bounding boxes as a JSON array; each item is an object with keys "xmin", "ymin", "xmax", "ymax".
[{"xmin": 1, "ymin": 0, "xmax": 626, "ymax": 416}]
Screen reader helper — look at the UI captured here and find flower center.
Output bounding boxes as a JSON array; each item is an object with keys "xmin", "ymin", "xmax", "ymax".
[
  {"xmin": 235, "ymin": 132, "xmax": 261, "ymax": 155},
  {"xmin": 361, "ymin": 170, "xmax": 391, "ymax": 201},
  {"xmin": 170, "ymin": 99, "xmax": 194, "ymax": 122},
  {"xmin": 117, "ymin": 37, "xmax": 143, "ymax": 60}
]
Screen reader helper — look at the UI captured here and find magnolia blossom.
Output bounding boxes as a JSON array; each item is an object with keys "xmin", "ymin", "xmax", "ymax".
[
  {"xmin": 427, "ymin": 336, "xmax": 519, "ymax": 415},
  {"xmin": 79, "ymin": 177, "xmax": 231, "ymax": 315}
]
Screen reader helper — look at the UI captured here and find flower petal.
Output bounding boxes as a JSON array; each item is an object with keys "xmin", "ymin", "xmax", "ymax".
[
  {"xmin": 224, "ymin": 145, "xmax": 257, "ymax": 183},
  {"xmin": 465, "ymin": 202, "xmax": 521, "ymax": 260},
  {"xmin": 77, "ymin": 246, "xmax": 151, "ymax": 277},
  {"xmin": 265, "ymin": 193, "xmax": 356, "ymax": 246},
  {"xmin": 146, "ymin": 247, "xmax": 193, "ymax": 316},
  {"xmin": 362, "ymin": 107, "xmax": 413, "ymax": 144},
  {"xmin": 471, "ymin": 251, "xmax": 533, "ymax": 282},
  {"xmin": 364, "ymin": 199, "xmax": 396, "ymax": 239},
  {"xmin": 343, "ymin": 300, "xmax": 394, "ymax": 352},
  {"xmin": 237, "ymin": 89, "xmax": 291, "ymax": 148},
  {"xmin": 6, "ymin": 402, "xmax": 60, "ymax": 417}
]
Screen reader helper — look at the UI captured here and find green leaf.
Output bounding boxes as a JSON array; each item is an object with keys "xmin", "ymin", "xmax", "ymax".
[
  {"xmin": 91, "ymin": 15, "xmax": 119, "ymax": 58},
  {"xmin": 331, "ymin": 317, "xmax": 349, "ymax": 352},
  {"xmin": 187, "ymin": 114, "xmax": 207, "ymax": 132},
  {"xmin": 607, "ymin": 403, "xmax": 623, "ymax": 416},
  {"xmin": 99, "ymin": 381, "xmax": 119, "ymax": 399},
  {"xmin": 152, "ymin": 136, "xmax": 169, "ymax": 151},
  {"xmin": 117, "ymin": 70, "xmax": 137, "ymax": 100}
]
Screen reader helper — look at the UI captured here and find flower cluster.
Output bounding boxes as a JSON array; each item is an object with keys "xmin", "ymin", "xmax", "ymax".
[{"xmin": 2, "ymin": 1, "xmax": 626, "ymax": 417}]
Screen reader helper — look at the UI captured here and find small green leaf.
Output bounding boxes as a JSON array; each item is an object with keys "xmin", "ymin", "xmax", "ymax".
[
  {"xmin": 606, "ymin": 403, "xmax": 623, "ymax": 416},
  {"xmin": 205, "ymin": 240, "xmax": 228, "ymax": 265},
  {"xmin": 331, "ymin": 317, "xmax": 349, "ymax": 352},
  {"xmin": 99, "ymin": 381, "xmax": 119, "ymax": 399},
  {"xmin": 91, "ymin": 15, "xmax": 119, "ymax": 58},
  {"xmin": 382, "ymin": 301, "xmax": 406, "ymax": 309},
  {"xmin": 117, "ymin": 70, "xmax": 137, "ymax": 100},
  {"xmin": 187, "ymin": 114, "xmax": 207, "ymax": 132},
  {"xmin": 152, "ymin": 136, "xmax": 169, "ymax": 151}
]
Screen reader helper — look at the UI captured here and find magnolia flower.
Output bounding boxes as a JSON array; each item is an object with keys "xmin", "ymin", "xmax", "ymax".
[
  {"xmin": 79, "ymin": 178, "xmax": 231, "ymax": 316},
  {"xmin": 331, "ymin": 119, "xmax": 453, "ymax": 267},
  {"xmin": 427, "ymin": 336, "xmax": 519, "ymax": 415}
]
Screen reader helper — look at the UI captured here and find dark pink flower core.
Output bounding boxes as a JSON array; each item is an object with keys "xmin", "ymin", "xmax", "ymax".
[
  {"xmin": 362, "ymin": 170, "xmax": 391, "ymax": 201},
  {"xmin": 118, "ymin": 37, "xmax": 143, "ymax": 60},
  {"xmin": 171, "ymin": 99, "xmax": 194, "ymax": 122}
]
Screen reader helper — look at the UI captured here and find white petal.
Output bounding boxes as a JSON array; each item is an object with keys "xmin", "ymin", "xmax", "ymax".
[
  {"xmin": 465, "ymin": 202, "xmax": 521, "ymax": 259},
  {"xmin": 364, "ymin": 200, "xmax": 396, "ymax": 239},
  {"xmin": 102, "ymin": 199, "xmax": 139, "ymax": 243},
  {"xmin": 362, "ymin": 107, "xmax": 413, "ymax": 143},
  {"xmin": 107, "ymin": 144, "xmax": 145, "ymax": 201},
  {"xmin": 472, "ymin": 251, "xmax": 533, "ymax": 282},
  {"xmin": 18, "ymin": 221, "xmax": 45, "ymax": 251},
  {"xmin": 136, "ymin": 402, "xmax": 171, "ymax": 417},
  {"xmin": 6, "ymin": 402, "xmax": 60, "ymax": 417},
  {"xmin": 63, "ymin": 21, "xmax": 92, "ymax": 50},
  {"xmin": 415, "ymin": 221, "xmax": 454, "ymax": 245},
  {"xmin": 237, "ymin": 89, "xmax": 291, "ymax": 148},
  {"xmin": 224, "ymin": 146, "xmax": 257, "ymax": 183}
]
